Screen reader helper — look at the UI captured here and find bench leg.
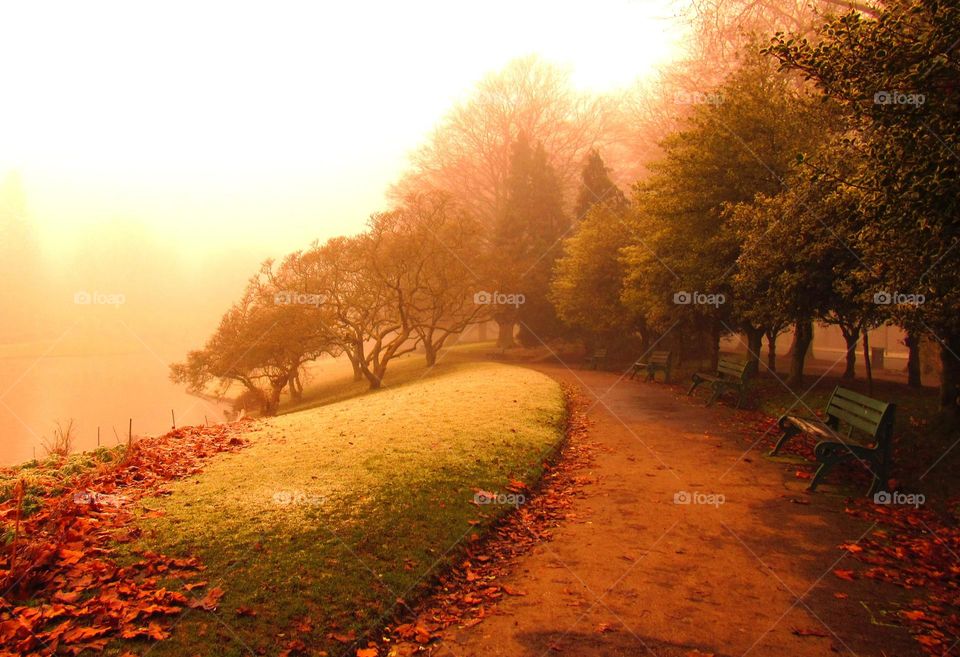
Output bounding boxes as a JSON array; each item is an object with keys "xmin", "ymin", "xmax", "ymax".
[
  {"xmin": 808, "ymin": 458, "xmax": 838, "ymax": 492},
  {"xmin": 807, "ymin": 461, "xmax": 837, "ymax": 493},
  {"xmin": 865, "ymin": 455, "xmax": 888, "ymax": 498},
  {"xmin": 770, "ymin": 424, "xmax": 799, "ymax": 456},
  {"xmin": 735, "ymin": 386, "xmax": 746, "ymax": 409},
  {"xmin": 646, "ymin": 368, "xmax": 655, "ymax": 382},
  {"xmin": 808, "ymin": 442, "xmax": 854, "ymax": 492},
  {"xmin": 687, "ymin": 375, "xmax": 703, "ymax": 396},
  {"xmin": 705, "ymin": 384, "xmax": 722, "ymax": 407}
]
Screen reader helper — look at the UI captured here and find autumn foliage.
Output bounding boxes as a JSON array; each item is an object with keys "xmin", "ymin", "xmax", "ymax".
[{"xmin": 0, "ymin": 423, "xmax": 251, "ymax": 656}]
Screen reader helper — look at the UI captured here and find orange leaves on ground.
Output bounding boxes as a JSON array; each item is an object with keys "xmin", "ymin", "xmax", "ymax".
[
  {"xmin": 0, "ymin": 421, "xmax": 252, "ymax": 654},
  {"xmin": 833, "ymin": 569, "xmax": 857, "ymax": 581},
  {"xmin": 57, "ymin": 548, "xmax": 84, "ymax": 565},
  {"xmin": 842, "ymin": 498, "xmax": 960, "ymax": 656}
]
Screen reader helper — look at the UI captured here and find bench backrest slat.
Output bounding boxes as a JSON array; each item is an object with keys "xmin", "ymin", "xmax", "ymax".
[
  {"xmin": 830, "ymin": 406, "xmax": 887, "ymax": 436},
  {"xmin": 833, "ymin": 387, "xmax": 890, "ymax": 413},
  {"xmin": 594, "ymin": 349, "xmax": 607, "ymax": 357},
  {"xmin": 649, "ymin": 351, "xmax": 670, "ymax": 365},
  {"xmin": 829, "ymin": 396, "xmax": 886, "ymax": 425},
  {"xmin": 825, "ymin": 386, "xmax": 894, "ymax": 440},
  {"xmin": 717, "ymin": 357, "xmax": 749, "ymax": 380}
]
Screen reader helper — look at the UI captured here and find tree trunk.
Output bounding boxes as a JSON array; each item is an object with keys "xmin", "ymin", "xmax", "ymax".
[
  {"xmin": 288, "ymin": 369, "xmax": 303, "ymax": 401},
  {"xmin": 744, "ymin": 326, "xmax": 764, "ymax": 377},
  {"xmin": 787, "ymin": 320, "xmax": 813, "ymax": 387},
  {"xmin": 709, "ymin": 320, "xmax": 721, "ymax": 370},
  {"xmin": 362, "ymin": 365, "xmax": 383, "ymax": 390},
  {"xmin": 840, "ymin": 324, "xmax": 860, "ymax": 380},
  {"xmin": 424, "ymin": 341, "xmax": 437, "ymax": 367},
  {"xmin": 265, "ymin": 381, "xmax": 284, "ymax": 415},
  {"xmin": 638, "ymin": 324, "xmax": 650, "ymax": 355},
  {"xmin": 905, "ymin": 329, "xmax": 922, "ymax": 388},
  {"xmin": 765, "ymin": 329, "xmax": 778, "ymax": 374},
  {"xmin": 496, "ymin": 318, "xmax": 515, "ymax": 349},
  {"xmin": 863, "ymin": 329, "xmax": 874, "ymax": 396},
  {"xmin": 349, "ymin": 355, "xmax": 363, "ymax": 382},
  {"xmin": 939, "ymin": 331, "xmax": 960, "ymax": 418}
]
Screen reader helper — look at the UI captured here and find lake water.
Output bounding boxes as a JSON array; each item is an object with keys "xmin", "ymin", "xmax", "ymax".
[{"xmin": 0, "ymin": 350, "xmax": 230, "ymax": 466}]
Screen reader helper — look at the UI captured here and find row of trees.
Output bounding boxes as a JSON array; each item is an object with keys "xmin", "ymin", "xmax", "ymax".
[
  {"xmin": 172, "ymin": 194, "xmax": 483, "ymax": 412},
  {"xmin": 553, "ymin": 0, "xmax": 959, "ymax": 416}
]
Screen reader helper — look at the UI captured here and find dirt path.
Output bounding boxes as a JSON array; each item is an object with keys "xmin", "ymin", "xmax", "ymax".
[{"xmin": 435, "ymin": 364, "xmax": 921, "ymax": 657}]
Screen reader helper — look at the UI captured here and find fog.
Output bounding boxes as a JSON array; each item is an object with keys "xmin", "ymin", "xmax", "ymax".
[{"xmin": 0, "ymin": 0, "xmax": 685, "ymax": 463}]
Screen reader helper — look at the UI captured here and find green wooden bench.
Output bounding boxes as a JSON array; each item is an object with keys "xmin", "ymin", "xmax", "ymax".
[
  {"xmin": 629, "ymin": 350, "xmax": 672, "ymax": 382},
  {"xmin": 687, "ymin": 356, "xmax": 751, "ymax": 408},
  {"xmin": 770, "ymin": 386, "xmax": 896, "ymax": 496},
  {"xmin": 583, "ymin": 348, "xmax": 608, "ymax": 370}
]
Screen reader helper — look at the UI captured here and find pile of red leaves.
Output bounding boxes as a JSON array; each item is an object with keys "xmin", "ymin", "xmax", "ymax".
[
  {"xmin": 838, "ymin": 499, "xmax": 960, "ymax": 656},
  {"xmin": 0, "ymin": 422, "xmax": 254, "ymax": 656},
  {"xmin": 356, "ymin": 385, "xmax": 597, "ymax": 657}
]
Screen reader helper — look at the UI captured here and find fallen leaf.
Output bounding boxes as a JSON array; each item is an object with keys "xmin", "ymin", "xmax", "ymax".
[
  {"xmin": 792, "ymin": 627, "xmax": 830, "ymax": 638},
  {"xmin": 330, "ymin": 630, "xmax": 357, "ymax": 643},
  {"xmin": 188, "ymin": 586, "xmax": 224, "ymax": 611}
]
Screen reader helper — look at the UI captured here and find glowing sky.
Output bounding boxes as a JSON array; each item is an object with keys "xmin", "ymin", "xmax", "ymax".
[{"xmin": 0, "ymin": 0, "xmax": 685, "ymax": 257}]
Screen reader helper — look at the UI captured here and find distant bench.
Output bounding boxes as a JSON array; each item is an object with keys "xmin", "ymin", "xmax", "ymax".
[
  {"xmin": 629, "ymin": 350, "xmax": 672, "ymax": 383},
  {"xmin": 687, "ymin": 356, "xmax": 751, "ymax": 408},
  {"xmin": 583, "ymin": 348, "xmax": 608, "ymax": 370},
  {"xmin": 770, "ymin": 386, "xmax": 896, "ymax": 496}
]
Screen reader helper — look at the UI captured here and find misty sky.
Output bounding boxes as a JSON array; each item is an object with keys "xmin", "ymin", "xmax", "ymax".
[{"xmin": 1, "ymin": 0, "xmax": 685, "ymax": 260}]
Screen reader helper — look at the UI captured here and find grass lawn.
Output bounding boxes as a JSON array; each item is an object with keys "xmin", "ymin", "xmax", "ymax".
[{"xmin": 117, "ymin": 359, "xmax": 566, "ymax": 657}]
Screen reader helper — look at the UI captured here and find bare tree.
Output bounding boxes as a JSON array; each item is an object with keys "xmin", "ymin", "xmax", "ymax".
[
  {"xmin": 391, "ymin": 56, "xmax": 613, "ymax": 225},
  {"xmin": 399, "ymin": 192, "xmax": 484, "ymax": 366}
]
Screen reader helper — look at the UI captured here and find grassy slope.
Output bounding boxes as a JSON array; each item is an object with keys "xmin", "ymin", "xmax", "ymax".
[{"xmin": 119, "ymin": 359, "xmax": 565, "ymax": 657}]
